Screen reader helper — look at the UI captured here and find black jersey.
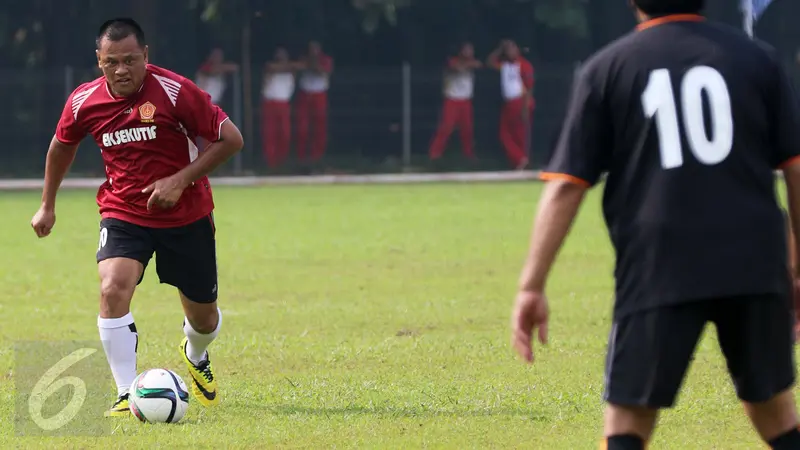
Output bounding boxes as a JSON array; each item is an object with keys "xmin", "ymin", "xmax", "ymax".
[{"xmin": 542, "ymin": 15, "xmax": 800, "ymax": 318}]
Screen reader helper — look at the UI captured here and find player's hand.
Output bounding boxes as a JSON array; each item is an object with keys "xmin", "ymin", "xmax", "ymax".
[
  {"xmin": 511, "ymin": 289, "xmax": 549, "ymax": 363},
  {"xmin": 142, "ymin": 176, "xmax": 188, "ymax": 211},
  {"xmin": 31, "ymin": 206, "xmax": 56, "ymax": 238}
]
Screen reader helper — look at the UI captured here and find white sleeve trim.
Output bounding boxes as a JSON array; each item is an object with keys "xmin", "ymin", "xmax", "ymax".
[{"xmin": 217, "ymin": 117, "xmax": 230, "ymax": 141}]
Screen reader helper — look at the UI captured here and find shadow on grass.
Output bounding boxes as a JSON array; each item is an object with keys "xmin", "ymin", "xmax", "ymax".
[{"xmin": 269, "ymin": 405, "xmax": 549, "ymax": 421}]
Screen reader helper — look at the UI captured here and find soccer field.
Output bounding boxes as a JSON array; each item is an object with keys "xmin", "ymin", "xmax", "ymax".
[{"xmin": 0, "ymin": 182, "xmax": 791, "ymax": 449}]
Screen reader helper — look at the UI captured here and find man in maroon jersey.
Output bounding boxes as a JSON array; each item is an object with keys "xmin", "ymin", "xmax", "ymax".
[{"xmin": 29, "ymin": 18, "xmax": 243, "ymax": 417}]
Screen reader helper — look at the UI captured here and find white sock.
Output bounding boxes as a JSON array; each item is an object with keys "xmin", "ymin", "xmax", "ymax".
[
  {"xmin": 183, "ymin": 308, "xmax": 222, "ymax": 365},
  {"xmin": 98, "ymin": 313, "xmax": 138, "ymax": 397}
]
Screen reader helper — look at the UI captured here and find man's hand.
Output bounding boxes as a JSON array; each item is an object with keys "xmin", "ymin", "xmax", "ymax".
[
  {"xmin": 142, "ymin": 175, "xmax": 188, "ymax": 211},
  {"xmin": 31, "ymin": 206, "xmax": 56, "ymax": 238},
  {"xmin": 511, "ymin": 289, "xmax": 549, "ymax": 363}
]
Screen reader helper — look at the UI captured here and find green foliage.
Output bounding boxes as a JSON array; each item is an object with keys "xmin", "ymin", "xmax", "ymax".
[
  {"xmin": 352, "ymin": 0, "xmax": 414, "ymax": 34},
  {"xmin": 534, "ymin": 0, "xmax": 589, "ymax": 38}
]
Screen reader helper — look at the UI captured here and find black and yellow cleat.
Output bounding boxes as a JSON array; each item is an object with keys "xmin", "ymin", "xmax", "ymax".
[
  {"xmin": 179, "ymin": 337, "xmax": 219, "ymax": 407},
  {"xmin": 104, "ymin": 393, "xmax": 131, "ymax": 417}
]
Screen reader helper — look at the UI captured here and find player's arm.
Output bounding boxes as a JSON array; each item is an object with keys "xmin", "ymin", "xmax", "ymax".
[
  {"xmin": 319, "ymin": 56, "xmax": 333, "ymax": 74},
  {"xmin": 783, "ymin": 167, "xmax": 800, "ymax": 276},
  {"xmin": 41, "ymin": 137, "xmax": 79, "ymax": 211},
  {"xmin": 486, "ymin": 42, "xmax": 506, "ymax": 70},
  {"xmin": 519, "ymin": 65, "xmax": 609, "ymax": 292},
  {"xmin": 518, "ymin": 180, "xmax": 587, "ymax": 292},
  {"xmin": 32, "ymin": 94, "xmax": 86, "ymax": 237},
  {"xmin": 171, "ymin": 81, "xmax": 243, "ymax": 188},
  {"xmin": 770, "ymin": 58, "xmax": 800, "ymax": 277},
  {"xmin": 220, "ymin": 62, "xmax": 239, "ymax": 73},
  {"xmin": 466, "ymin": 58, "xmax": 483, "ymax": 70},
  {"xmin": 448, "ymin": 57, "xmax": 467, "ymax": 72},
  {"xmin": 172, "ymin": 120, "xmax": 243, "ymax": 189},
  {"xmin": 43, "ymin": 93, "xmax": 87, "ymax": 210},
  {"xmin": 309, "ymin": 56, "xmax": 333, "ymax": 74},
  {"xmin": 788, "ymin": 216, "xmax": 796, "ymax": 271},
  {"xmin": 265, "ymin": 60, "xmax": 293, "ymax": 74},
  {"xmin": 521, "ymin": 61, "xmax": 535, "ymax": 111}
]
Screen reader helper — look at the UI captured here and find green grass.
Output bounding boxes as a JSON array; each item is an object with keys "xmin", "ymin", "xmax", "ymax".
[{"xmin": 0, "ymin": 182, "xmax": 790, "ymax": 449}]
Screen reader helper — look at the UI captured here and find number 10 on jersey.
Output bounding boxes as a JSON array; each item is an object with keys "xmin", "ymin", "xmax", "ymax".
[{"xmin": 642, "ymin": 66, "xmax": 734, "ymax": 169}]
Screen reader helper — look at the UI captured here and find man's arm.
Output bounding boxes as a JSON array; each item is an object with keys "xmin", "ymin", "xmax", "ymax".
[
  {"xmin": 788, "ymin": 215, "xmax": 797, "ymax": 271},
  {"xmin": 172, "ymin": 120, "xmax": 243, "ymax": 188},
  {"xmin": 41, "ymin": 137, "xmax": 79, "ymax": 210},
  {"xmin": 449, "ymin": 58, "xmax": 483, "ymax": 72},
  {"xmin": 783, "ymin": 166, "xmax": 800, "ymax": 277},
  {"xmin": 265, "ymin": 61, "xmax": 295, "ymax": 74},
  {"xmin": 519, "ymin": 63, "xmax": 608, "ymax": 289},
  {"xmin": 42, "ymin": 90, "xmax": 87, "ymax": 210},
  {"xmin": 487, "ymin": 42, "xmax": 506, "ymax": 69},
  {"xmin": 518, "ymin": 180, "xmax": 587, "ymax": 292},
  {"xmin": 220, "ymin": 62, "xmax": 239, "ymax": 73},
  {"xmin": 521, "ymin": 61, "xmax": 535, "ymax": 111},
  {"xmin": 465, "ymin": 58, "xmax": 483, "ymax": 70},
  {"xmin": 309, "ymin": 56, "xmax": 333, "ymax": 74},
  {"xmin": 770, "ymin": 55, "xmax": 800, "ymax": 275}
]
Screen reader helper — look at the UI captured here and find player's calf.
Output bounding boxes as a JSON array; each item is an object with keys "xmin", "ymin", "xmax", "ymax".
[
  {"xmin": 744, "ymin": 389, "xmax": 800, "ymax": 449},
  {"xmin": 602, "ymin": 404, "xmax": 657, "ymax": 450}
]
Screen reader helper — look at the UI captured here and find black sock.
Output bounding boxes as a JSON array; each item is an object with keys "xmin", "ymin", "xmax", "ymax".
[
  {"xmin": 769, "ymin": 427, "xmax": 800, "ymax": 450},
  {"xmin": 605, "ymin": 434, "xmax": 645, "ymax": 450}
]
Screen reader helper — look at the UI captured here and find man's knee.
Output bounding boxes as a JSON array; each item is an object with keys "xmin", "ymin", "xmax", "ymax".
[{"xmin": 98, "ymin": 258, "xmax": 142, "ymax": 317}]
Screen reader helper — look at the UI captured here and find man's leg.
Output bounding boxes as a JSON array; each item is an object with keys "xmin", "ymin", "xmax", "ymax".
[
  {"xmin": 262, "ymin": 100, "xmax": 278, "ymax": 168},
  {"xmin": 294, "ymin": 93, "xmax": 310, "ymax": 162},
  {"xmin": 153, "ymin": 214, "xmax": 221, "ymax": 407},
  {"xmin": 602, "ymin": 303, "xmax": 708, "ymax": 449},
  {"xmin": 310, "ymin": 92, "xmax": 328, "ymax": 162},
  {"xmin": 277, "ymin": 102, "xmax": 292, "ymax": 167},
  {"xmin": 458, "ymin": 100, "xmax": 475, "ymax": 159},
  {"xmin": 713, "ymin": 294, "xmax": 800, "ymax": 448},
  {"xmin": 429, "ymin": 99, "xmax": 458, "ymax": 160},
  {"xmin": 95, "ymin": 218, "xmax": 153, "ymax": 416},
  {"xmin": 500, "ymin": 100, "xmax": 527, "ymax": 168}
]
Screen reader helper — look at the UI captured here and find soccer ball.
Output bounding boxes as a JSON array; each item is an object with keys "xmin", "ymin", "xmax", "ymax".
[{"xmin": 129, "ymin": 368, "xmax": 190, "ymax": 423}]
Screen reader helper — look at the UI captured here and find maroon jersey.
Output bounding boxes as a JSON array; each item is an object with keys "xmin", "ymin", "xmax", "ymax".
[{"xmin": 55, "ymin": 64, "xmax": 229, "ymax": 228}]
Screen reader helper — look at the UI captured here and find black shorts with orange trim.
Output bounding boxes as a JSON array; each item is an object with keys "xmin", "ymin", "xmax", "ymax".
[{"xmin": 603, "ymin": 294, "xmax": 795, "ymax": 408}]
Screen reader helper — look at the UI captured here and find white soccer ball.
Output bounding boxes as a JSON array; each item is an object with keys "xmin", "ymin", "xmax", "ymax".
[{"xmin": 129, "ymin": 368, "xmax": 190, "ymax": 424}]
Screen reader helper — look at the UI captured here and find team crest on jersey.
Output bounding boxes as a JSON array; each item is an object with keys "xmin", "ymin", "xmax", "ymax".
[{"xmin": 138, "ymin": 102, "xmax": 156, "ymax": 123}]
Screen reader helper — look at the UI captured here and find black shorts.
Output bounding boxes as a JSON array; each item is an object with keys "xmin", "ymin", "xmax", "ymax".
[
  {"xmin": 603, "ymin": 294, "xmax": 796, "ymax": 408},
  {"xmin": 96, "ymin": 215, "xmax": 218, "ymax": 303}
]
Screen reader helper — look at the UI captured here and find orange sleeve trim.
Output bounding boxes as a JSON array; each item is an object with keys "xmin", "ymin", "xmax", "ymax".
[
  {"xmin": 539, "ymin": 172, "xmax": 591, "ymax": 188},
  {"xmin": 637, "ymin": 14, "xmax": 705, "ymax": 31},
  {"xmin": 779, "ymin": 155, "xmax": 800, "ymax": 170}
]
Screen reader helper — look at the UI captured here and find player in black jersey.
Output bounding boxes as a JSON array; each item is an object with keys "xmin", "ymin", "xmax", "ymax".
[{"xmin": 510, "ymin": 0, "xmax": 800, "ymax": 449}]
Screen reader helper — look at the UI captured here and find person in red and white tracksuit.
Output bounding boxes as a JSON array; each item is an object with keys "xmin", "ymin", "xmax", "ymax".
[
  {"xmin": 429, "ymin": 42, "xmax": 481, "ymax": 161},
  {"xmin": 488, "ymin": 40, "xmax": 534, "ymax": 170},
  {"xmin": 195, "ymin": 48, "xmax": 239, "ymax": 106},
  {"xmin": 296, "ymin": 41, "xmax": 334, "ymax": 163},
  {"xmin": 195, "ymin": 48, "xmax": 238, "ymax": 151},
  {"xmin": 261, "ymin": 47, "xmax": 301, "ymax": 168}
]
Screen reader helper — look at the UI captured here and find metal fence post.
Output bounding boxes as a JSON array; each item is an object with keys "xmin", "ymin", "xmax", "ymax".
[
  {"xmin": 232, "ymin": 70, "xmax": 243, "ymax": 176},
  {"xmin": 402, "ymin": 61, "xmax": 411, "ymax": 169}
]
